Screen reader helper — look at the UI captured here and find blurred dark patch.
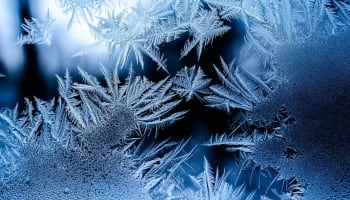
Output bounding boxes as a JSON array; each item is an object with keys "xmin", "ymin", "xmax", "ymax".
[{"xmin": 17, "ymin": 1, "xmax": 48, "ymax": 108}]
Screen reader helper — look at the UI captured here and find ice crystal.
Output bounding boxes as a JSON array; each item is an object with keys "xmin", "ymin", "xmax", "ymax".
[
  {"xmin": 172, "ymin": 66, "xmax": 211, "ymax": 102},
  {"xmin": 17, "ymin": 11, "xmax": 54, "ymax": 46},
  {"xmin": 205, "ymin": 57, "xmax": 277, "ymax": 112},
  {"xmin": 56, "ymin": 0, "xmax": 111, "ymax": 28},
  {"xmin": 202, "ymin": 134, "xmax": 255, "ymax": 154}
]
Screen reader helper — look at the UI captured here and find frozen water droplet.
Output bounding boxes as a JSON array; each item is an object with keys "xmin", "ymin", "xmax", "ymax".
[
  {"xmin": 64, "ymin": 187, "xmax": 70, "ymax": 194},
  {"xmin": 24, "ymin": 176, "xmax": 30, "ymax": 184}
]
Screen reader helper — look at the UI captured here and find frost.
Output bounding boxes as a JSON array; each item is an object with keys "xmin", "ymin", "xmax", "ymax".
[
  {"xmin": 56, "ymin": 0, "xmax": 111, "ymax": 28},
  {"xmin": 18, "ymin": 0, "xmax": 350, "ymax": 71},
  {"xmin": 205, "ymin": 57, "xmax": 278, "ymax": 112},
  {"xmin": 0, "ymin": 123, "xmax": 22, "ymax": 183},
  {"xmin": 0, "ymin": 116, "xmax": 150, "ymax": 199},
  {"xmin": 117, "ymin": 74, "xmax": 186, "ymax": 130},
  {"xmin": 229, "ymin": 106, "xmax": 296, "ymax": 142},
  {"xmin": 205, "ymin": 0, "xmax": 350, "ymax": 58},
  {"xmin": 185, "ymin": 157, "xmax": 244, "ymax": 200},
  {"xmin": 125, "ymin": 135, "xmax": 196, "ymax": 192},
  {"xmin": 172, "ymin": 66, "xmax": 211, "ymax": 102},
  {"xmin": 17, "ymin": 11, "xmax": 55, "ymax": 46},
  {"xmin": 56, "ymin": 65, "xmax": 186, "ymax": 131},
  {"xmin": 0, "ymin": 65, "xmax": 185, "ymax": 189},
  {"xmin": 233, "ymin": 159, "xmax": 305, "ymax": 200},
  {"xmin": 5, "ymin": 0, "xmax": 350, "ymax": 199},
  {"xmin": 202, "ymin": 134, "xmax": 255, "ymax": 154},
  {"xmin": 143, "ymin": 156, "xmax": 305, "ymax": 199},
  {"xmin": 74, "ymin": 0, "xmax": 231, "ymax": 71},
  {"xmin": 1, "ymin": 68, "xmax": 182, "ymax": 198},
  {"xmin": 180, "ymin": 9, "xmax": 231, "ymax": 59}
]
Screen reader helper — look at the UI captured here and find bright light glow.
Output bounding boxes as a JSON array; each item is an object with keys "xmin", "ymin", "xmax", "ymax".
[
  {"xmin": 32, "ymin": 0, "xmax": 95, "ymax": 45},
  {"xmin": 0, "ymin": 0, "xmax": 144, "ymax": 76},
  {"xmin": 0, "ymin": 1, "xmax": 25, "ymax": 75},
  {"xmin": 33, "ymin": 0, "xmax": 142, "ymax": 45}
]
